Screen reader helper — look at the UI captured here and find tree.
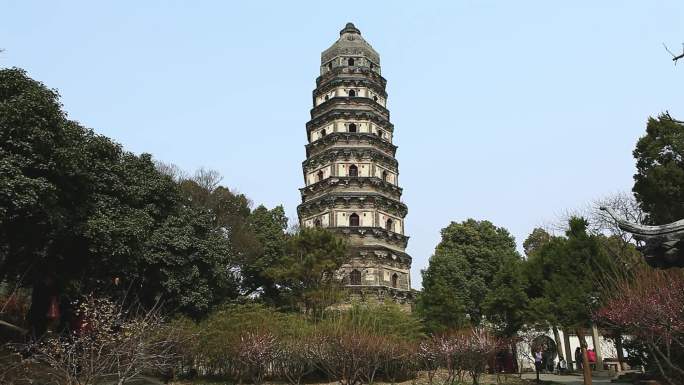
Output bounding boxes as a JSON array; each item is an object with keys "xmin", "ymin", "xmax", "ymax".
[
  {"xmin": 523, "ymin": 218, "xmax": 614, "ymax": 385},
  {"xmin": 142, "ymin": 206, "xmax": 241, "ymax": 317},
  {"xmin": 418, "ymin": 219, "xmax": 522, "ymax": 332},
  {"xmin": 243, "ymin": 205, "xmax": 289, "ymax": 301},
  {"xmin": 267, "ymin": 228, "xmax": 347, "ymax": 318},
  {"xmin": 0, "ymin": 68, "xmax": 242, "ymax": 331},
  {"xmin": 633, "ymin": 113, "xmax": 684, "ymax": 224},
  {"xmin": 523, "ymin": 228, "xmax": 552, "ymax": 257},
  {"xmin": 482, "ymin": 259, "xmax": 529, "ymax": 338}
]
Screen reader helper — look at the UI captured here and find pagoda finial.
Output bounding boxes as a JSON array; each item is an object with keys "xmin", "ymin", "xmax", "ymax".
[{"xmin": 340, "ymin": 22, "xmax": 361, "ymax": 36}]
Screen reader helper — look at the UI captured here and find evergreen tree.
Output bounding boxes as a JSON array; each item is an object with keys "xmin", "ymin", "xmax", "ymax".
[
  {"xmin": 267, "ymin": 227, "xmax": 347, "ymax": 318},
  {"xmin": 633, "ymin": 113, "xmax": 684, "ymax": 224},
  {"xmin": 418, "ymin": 219, "xmax": 522, "ymax": 332},
  {"xmin": 523, "ymin": 218, "xmax": 613, "ymax": 362},
  {"xmin": 482, "ymin": 259, "xmax": 529, "ymax": 338},
  {"xmin": 244, "ymin": 205, "xmax": 289, "ymax": 301}
]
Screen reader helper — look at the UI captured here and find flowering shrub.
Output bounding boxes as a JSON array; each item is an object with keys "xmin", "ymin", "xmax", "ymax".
[
  {"xmin": 25, "ymin": 295, "xmax": 180, "ymax": 385},
  {"xmin": 414, "ymin": 328, "xmax": 502, "ymax": 385},
  {"xmin": 380, "ymin": 339, "xmax": 417, "ymax": 385},
  {"xmin": 461, "ymin": 328, "xmax": 502, "ymax": 385},
  {"xmin": 595, "ymin": 268, "xmax": 684, "ymax": 385},
  {"xmin": 416, "ymin": 338, "xmax": 441, "ymax": 385},
  {"xmin": 275, "ymin": 337, "xmax": 316, "ymax": 385},
  {"xmin": 235, "ymin": 331, "xmax": 279, "ymax": 385}
]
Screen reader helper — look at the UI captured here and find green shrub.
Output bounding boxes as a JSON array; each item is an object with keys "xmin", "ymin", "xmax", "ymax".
[
  {"xmin": 321, "ymin": 302, "xmax": 425, "ymax": 341},
  {"xmin": 170, "ymin": 302, "xmax": 425, "ymax": 382}
]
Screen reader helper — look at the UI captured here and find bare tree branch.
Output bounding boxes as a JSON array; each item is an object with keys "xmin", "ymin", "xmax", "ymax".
[{"xmin": 663, "ymin": 43, "xmax": 684, "ymax": 65}]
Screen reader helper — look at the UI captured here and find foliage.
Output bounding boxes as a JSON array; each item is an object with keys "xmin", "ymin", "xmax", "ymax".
[
  {"xmin": 632, "ymin": 113, "xmax": 684, "ymax": 224},
  {"xmin": 267, "ymin": 227, "xmax": 347, "ymax": 318},
  {"xmin": 322, "ymin": 302, "xmax": 425, "ymax": 341},
  {"xmin": 418, "ymin": 219, "xmax": 523, "ymax": 332},
  {"xmin": 243, "ymin": 205, "xmax": 289, "ymax": 301},
  {"xmin": 0, "ymin": 68, "xmax": 242, "ymax": 327},
  {"xmin": 0, "ymin": 286, "xmax": 30, "ymax": 337},
  {"xmin": 144, "ymin": 206, "xmax": 241, "ymax": 317},
  {"xmin": 170, "ymin": 303, "xmax": 424, "ymax": 384},
  {"xmin": 482, "ymin": 258, "xmax": 529, "ymax": 338},
  {"xmin": 595, "ymin": 267, "xmax": 684, "ymax": 385},
  {"xmin": 523, "ymin": 218, "xmax": 612, "ymax": 330},
  {"xmin": 171, "ymin": 303, "xmax": 312, "ymax": 378},
  {"xmin": 522, "ymin": 228, "xmax": 552, "ymax": 257}
]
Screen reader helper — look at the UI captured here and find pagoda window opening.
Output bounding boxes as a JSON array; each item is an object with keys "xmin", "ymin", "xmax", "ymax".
[
  {"xmin": 348, "ymin": 58, "xmax": 355, "ymax": 66},
  {"xmin": 386, "ymin": 218, "xmax": 394, "ymax": 231},
  {"xmin": 373, "ymin": 95, "xmax": 378, "ymax": 102},
  {"xmin": 314, "ymin": 218, "xmax": 322, "ymax": 228},
  {"xmin": 324, "ymin": 95, "xmax": 329, "ymax": 101},
  {"xmin": 348, "ymin": 123, "xmax": 357, "ymax": 133},
  {"xmin": 391, "ymin": 273, "xmax": 398, "ymax": 288},
  {"xmin": 378, "ymin": 129, "xmax": 384, "ymax": 138},
  {"xmin": 317, "ymin": 170, "xmax": 324, "ymax": 182},
  {"xmin": 349, "ymin": 213, "xmax": 360, "ymax": 227},
  {"xmin": 321, "ymin": 129, "xmax": 326, "ymax": 137},
  {"xmin": 348, "ymin": 164, "xmax": 358, "ymax": 177},
  {"xmin": 382, "ymin": 170, "xmax": 388, "ymax": 182},
  {"xmin": 370, "ymin": 63, "xmax": 375, "ymax": 69},
  {"xmin": 348, "ymin": 89, "xmax": 356, "ymax": 97},
  {"xmin": 328, "ymin": 62, "xmax": 333, "ymax": 71},
  {"xmin": 350, "ymin": 269, "xmax": 361, "ymax": 285}
]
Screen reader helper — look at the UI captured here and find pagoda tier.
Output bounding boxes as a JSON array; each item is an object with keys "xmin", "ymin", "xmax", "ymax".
[{"xmin": 297, "ymin": 23, "xmax": 413, "ymax": 305}]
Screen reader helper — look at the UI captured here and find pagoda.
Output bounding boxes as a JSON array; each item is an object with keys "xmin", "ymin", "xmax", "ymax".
[{"xmin": 297, "ymin": 23, "xmax": 413, "ymax": 307}]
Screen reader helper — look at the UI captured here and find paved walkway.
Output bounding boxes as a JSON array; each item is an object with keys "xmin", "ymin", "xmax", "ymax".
[{"xmin": 520, "ymin": 372, "xmax": 631, "ymax": 385}]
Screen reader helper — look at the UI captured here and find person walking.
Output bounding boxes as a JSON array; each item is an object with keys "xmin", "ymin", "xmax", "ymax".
[
  {"xmin": 587, "ymin": 348, "xmax": 597, "ymax": 370},
  {"xmin": 558, "ymin": 357, "xmax": 567, "ymax": 375},
  {"xmin": 534, "ymin": 350, "xmax": 543, "ymax": 383},
  {"xmin": 575, "ymin": 347, "xmax": 583, "ymax": 370}
]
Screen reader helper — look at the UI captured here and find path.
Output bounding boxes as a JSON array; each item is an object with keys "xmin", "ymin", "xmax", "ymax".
[{"xmin": 521, "ymin": 372, "xmax": 631, "ymax": 385}]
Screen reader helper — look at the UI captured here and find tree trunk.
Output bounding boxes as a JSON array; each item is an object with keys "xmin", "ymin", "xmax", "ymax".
[
  {"xmin": 614, "ymin": 335, "xmax": 626, "ymax": 371},
  {"xmin": 563, "ymin": 328, "xmax": 574, "ymax": 371},
  {"xmin": 591, "ymin": 324, "xmax": 603, "ymax": 371},
  {"xmin": 576, "ymin": 328, "xmax": 592, "ymax": 385},
  {"xmin": 553, "ymin": 326, "xmax": 565, "ymax": 361},
  {"xmin": 511, "ymin": 342, "xmax": 520, "ymax": 376}
]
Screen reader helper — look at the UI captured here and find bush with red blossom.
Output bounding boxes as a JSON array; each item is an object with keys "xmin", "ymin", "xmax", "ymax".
[{"xmin": 595, "ymin": 268, "xmax": 684, "ymax": 385}]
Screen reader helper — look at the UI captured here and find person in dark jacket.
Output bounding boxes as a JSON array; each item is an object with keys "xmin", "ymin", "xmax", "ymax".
[{"xmin": 575, "ymin": 347, "xmax": 583, "ymax": 369}]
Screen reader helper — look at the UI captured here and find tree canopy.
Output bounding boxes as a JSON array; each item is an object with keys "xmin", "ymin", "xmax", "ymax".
[
  {"xmin": 267, "ymin": 227, "xmax": 347, "ymax": 318},
  {"xmin": 523, "ymin": 218, "xmax": 612, "ymax": 330},
  {"xmin": 418, "ymin": 219, "xmax": 523, "ymax": 333},
  {"xmin": 633, "ymin": 113, "xmax": 684, "ymax": 224},
  {"xmin": 0, "ymin": 68, "xmax": 256, "ymax": 330}
]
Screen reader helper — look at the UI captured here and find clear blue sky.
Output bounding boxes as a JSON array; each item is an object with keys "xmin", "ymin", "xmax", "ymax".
[{"xmin": 2, "ymin": 1, "xmax": 683, "ymax": 288}]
